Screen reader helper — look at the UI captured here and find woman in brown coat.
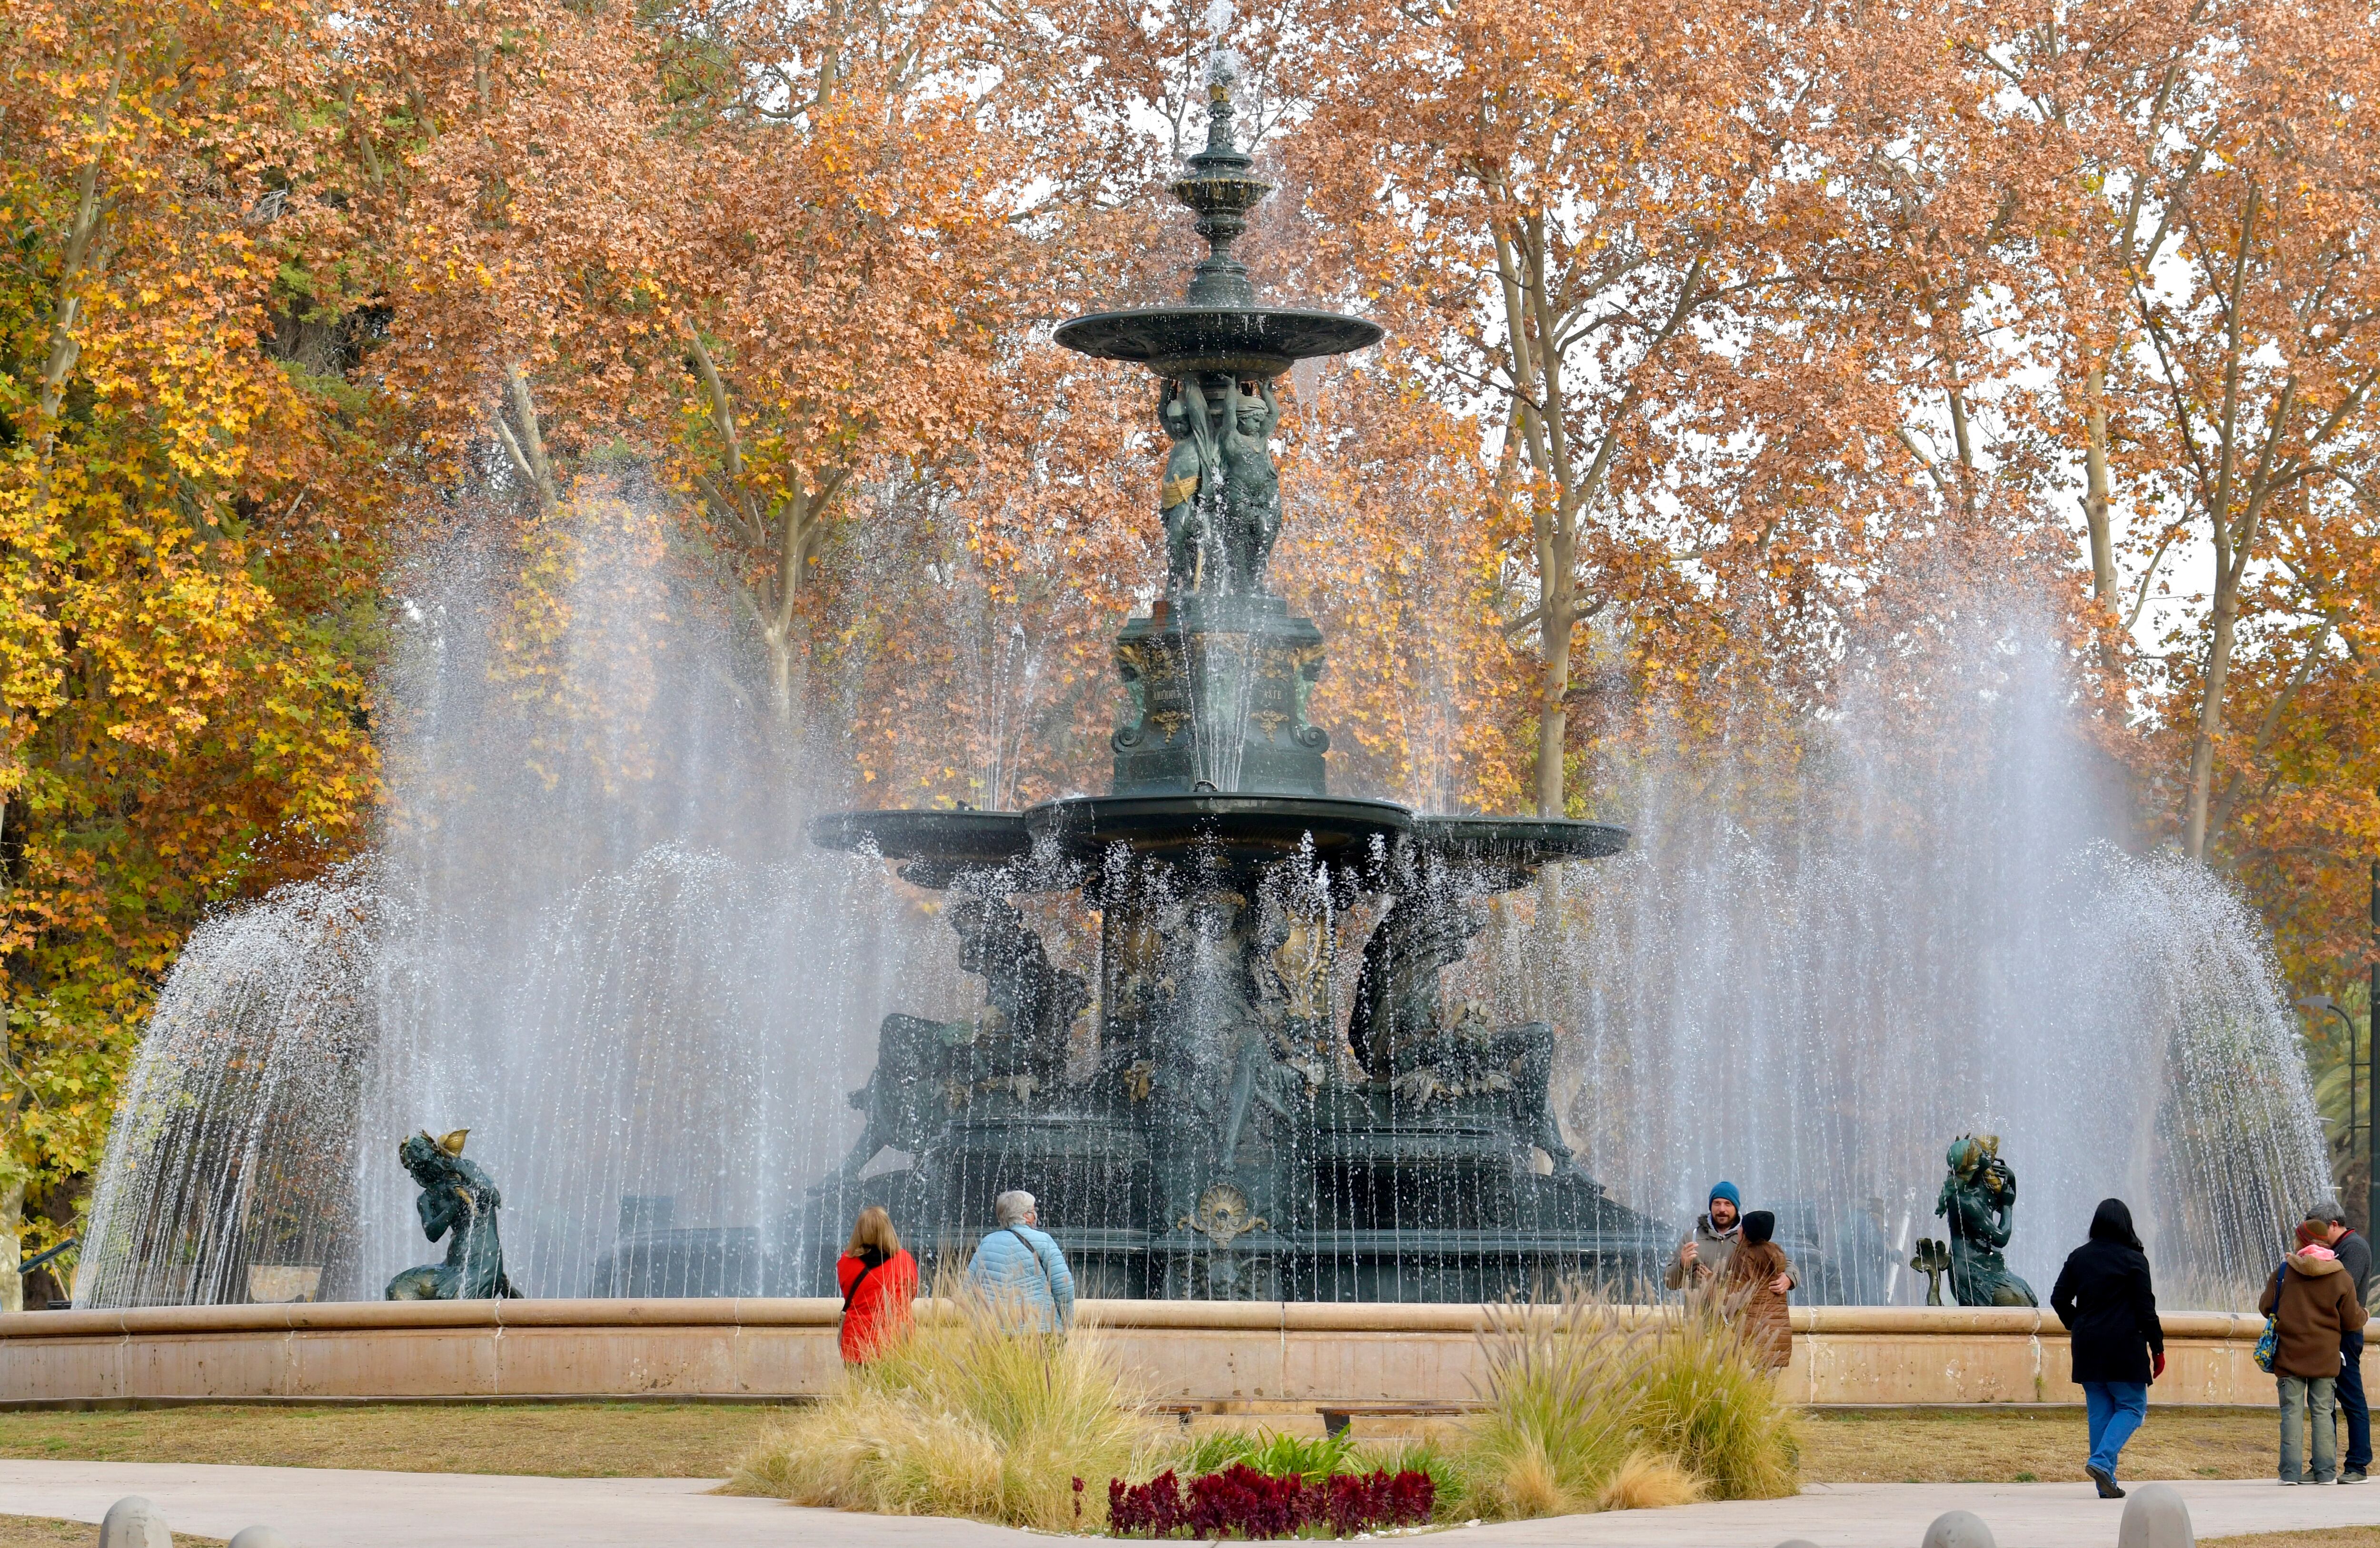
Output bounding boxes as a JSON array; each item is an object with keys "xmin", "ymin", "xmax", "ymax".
[
  {"xmin": 2260, "ymin": 1231, "xmax": 2370, "ymax": 1483},
  {"xmin": 1726, "ymin": 1209, "xmax": 1797, "ymax": 1371}
]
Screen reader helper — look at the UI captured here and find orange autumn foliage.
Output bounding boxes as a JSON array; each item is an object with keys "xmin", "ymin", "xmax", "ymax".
[
  {"xmin": 3, "ymin": 0, "xmax": 2378, "ymax": 1279},
  {"xmin": 0, "ymin": 0, "xmax": 390, "ymax": 1280}
]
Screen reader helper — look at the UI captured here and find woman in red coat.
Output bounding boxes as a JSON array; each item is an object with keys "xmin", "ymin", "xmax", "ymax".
[{"xmin": 837, "ymin": 1206, "xmax": 918, "ymax": 1363}]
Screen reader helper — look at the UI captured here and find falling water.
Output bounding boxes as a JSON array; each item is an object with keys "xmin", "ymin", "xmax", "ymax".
[
  {"xmin": 75, "ymin": 874, "xmax": 380, "ymax": 1307},
  {"xmin": 81, "ymin": 504, "xmax": 959, "ymax": 1304},
  {"xmin": 77, "ymin": 499, "xmax": 2327, "ymax": 1309},
  {"xmin": 1457, "ymin": 607, "xmax": 2329, "ymax": 1309}
]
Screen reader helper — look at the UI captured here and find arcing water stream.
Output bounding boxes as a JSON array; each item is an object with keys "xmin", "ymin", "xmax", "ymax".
[{"xmin": 76, "ymin": 507, "xmax": 2327, "ymax": 1309}]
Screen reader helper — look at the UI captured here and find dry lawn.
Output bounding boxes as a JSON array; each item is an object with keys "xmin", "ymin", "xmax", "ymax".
[
  {"xmin": 0, "ymin": 1403, "xmax": 788, "ymax": 1478},
  {"xmin": 0, "ymin": 1400, "xmax": 2284, "ymax": 1485},
  {"xmin": 2204, "ymin": 1535, "xmax": 2380, "ymax": 1548},
  {"xmin": 0, "ymin": 1518, "xmax": 218, "ymax": 1548},
  {"xmin": 1798, "ymin": 1406, "xmax": 2278, "ymax": 1483}
]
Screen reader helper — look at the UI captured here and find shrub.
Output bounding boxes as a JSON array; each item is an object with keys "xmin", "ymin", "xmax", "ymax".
[
  {"xmin": 1594, "ymin": 1448, "xmax": 1703, "ymax": 1511},
  {"xmin": 725, "ymin": 1278, "xmax": 1161, "ymax": 1530},
  {"xmin": 1457, "ymin": 1297, "xmax": 1640, "ymax": 1517},
  {"xmin": 1324, "ymin": 1466, "xmax": 1439, "ymax": 1535},
  {"xmin": 1367, "ymin": 1438, "xmax": 1468, "ymax": 1521},
  {"xmin": 1106, "ymin": 1463, "xmax": 1437, "ymax": 1538}
]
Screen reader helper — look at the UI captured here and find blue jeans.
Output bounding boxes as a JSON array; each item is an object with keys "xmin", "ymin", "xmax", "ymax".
[
  {"xmin": 2342, "ymin": 1332, "xmax": 2370, "ymax": 1473},
  {"xmin": 2083, "ymin": 1380, "xmax": 2149, "ymax": 1478}
]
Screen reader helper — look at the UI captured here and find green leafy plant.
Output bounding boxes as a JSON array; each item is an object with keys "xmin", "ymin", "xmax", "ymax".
[{"xmin": 1177, "ymin": 1426, "xmax": 1360, "ymax": 1484}]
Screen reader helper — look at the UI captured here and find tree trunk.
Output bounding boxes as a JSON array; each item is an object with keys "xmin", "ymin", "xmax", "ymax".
[
  {"xmin": 0, "ymin": 1176, "xmax": 23, "ymax": 1315},
  {"xmin": 1534, "ymin": 534, "xmax": 1574, "ymax": 818},
  {"xmin": 502, "ymin": 365, "xmax": 559, "ymax": 521},
  {"xmin": 2083, "ymin": 366, "xmax": 2116, "ymax": 604},
  {"xmin": 764, "ymin": 625, "xmax": 795, "ymax": 727},
  {"xmin": 2082, "ymin": 366, "xmax": 2122, "ymax": 674},
  {"xmin": 767, "ymin": 485, "xmax": 810, "ymax": 730},
  {"xmin": 30, "ymin": 51, "xmax": 128, "ymax": 523},
  {"xmin": 2183, "ymin": 559, "xmax": 2240, "ymax": 860}
]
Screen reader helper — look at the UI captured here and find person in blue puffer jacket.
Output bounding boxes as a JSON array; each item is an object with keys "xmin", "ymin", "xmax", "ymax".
[{"xmin": 969, "ymin": 1189, "xmax": 1075, "ymax": 1332}]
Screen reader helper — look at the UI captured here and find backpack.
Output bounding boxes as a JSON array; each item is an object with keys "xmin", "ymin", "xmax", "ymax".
[{"xmin": 2254, "ymin": 1263, "xmax": 2285, "ymax": 1374}]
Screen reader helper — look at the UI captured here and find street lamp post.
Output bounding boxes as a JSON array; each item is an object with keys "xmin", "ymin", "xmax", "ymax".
[
  {"xmin": 2305, "ymin": 993, "xmax": 2360, "ymax": 1213},
  {"xmin": 2311, "ymin": 843, "xmax": 2380, "ymax": 1238}
]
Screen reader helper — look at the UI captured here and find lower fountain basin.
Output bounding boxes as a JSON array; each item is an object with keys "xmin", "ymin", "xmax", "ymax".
[
  {"xmin": 808, "ymin": 807, "xmax": 1032, "ymax": 888},
  {"xmin": 1411, "ymin": 816, "xmax": 1630, "ymax": 892},
  {"xmin": 810, "ymin": 802, "xmax": 1631, "ymax": 892},
  {"xmin": 1025, "ymin": 792, "xmax": 1411, "ymax": 870}
]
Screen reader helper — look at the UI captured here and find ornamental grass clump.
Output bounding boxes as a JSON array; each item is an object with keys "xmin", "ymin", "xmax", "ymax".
[
  {"xmin": 1454, "ymin": 1285, "xmax": 1799, "ymax": 1518},
  {"xmin": 725, "ymin": 1277, "xmax": 1160, "ymax": 1530},
  {"xmin": 1628, "ymin": 1292, "xmax": 1802, "ymax": 1502}
]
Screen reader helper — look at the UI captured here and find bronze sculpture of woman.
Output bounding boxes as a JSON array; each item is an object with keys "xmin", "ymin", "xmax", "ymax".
[
  {"xmin": 384, "ymin": 1129, "xmax": 520, "ymax": 1300},
  {"xmin": 1935, "ymin": 1133, "xmax": 2036, "ymax": 1307},
  {"xmin": 1158, "ymin": 377, "xmax": 1220, "ymax": 593}
]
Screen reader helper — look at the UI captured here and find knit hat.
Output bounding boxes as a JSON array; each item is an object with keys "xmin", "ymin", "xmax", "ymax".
[
  {"xmin": 1709, "ymin": 1181, "xmax": 1742, "ymax": 1210},
  {"xmin": 1741, "ymin": 1210, "xmax": 1776, "ymax": 1246}
]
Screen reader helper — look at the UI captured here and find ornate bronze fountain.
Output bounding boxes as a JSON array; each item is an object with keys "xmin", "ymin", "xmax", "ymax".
[{"xmin": 795, "ymin": 66, "xmax": 1664, "ymax": 1300}]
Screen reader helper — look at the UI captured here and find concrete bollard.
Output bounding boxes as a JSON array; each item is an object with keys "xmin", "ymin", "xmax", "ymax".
[
  {"xmin": 2117, "ymin": 1483, "xmax": 2195, "ymax": 1548},
  {"xmin": 97, "ymin": 1497, "xmax": 171, "ymax": 1548},
  {"xmin": 227, "ymin": 1529, "xmax": 295, "ymax": 1548},
  {"xmin": 1921, "ymin": 1509, "xmax": 1998, "ymax": 1548},
  {"xmin": 1776, "ymin": 1540, "xmax": 1824, "ymax": 1548}
]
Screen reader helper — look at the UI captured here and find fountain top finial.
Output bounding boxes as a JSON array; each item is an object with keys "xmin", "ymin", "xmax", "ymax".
[
  {"xmin": 1171, "ymin": 67, "xmax": 1269, "ymax": 308},
  {"xmin": 1050, "ymin": 36, "xmax": 1382, "ymax": 377}
]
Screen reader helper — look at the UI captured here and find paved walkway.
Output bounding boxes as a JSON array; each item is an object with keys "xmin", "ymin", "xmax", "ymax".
[
  {"xmin": 8, "ymin": 1462, "xmax": 2380, "ymax": 1547},
  {"xmin": 1457, "ymin": 1479, "xmax": 2380, "ymax": 1546}
]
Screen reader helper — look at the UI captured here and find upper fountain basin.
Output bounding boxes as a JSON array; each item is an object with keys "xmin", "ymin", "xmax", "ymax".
[{"xmin": 1054, "ymin": 306, "xmax": 1384, "ymax": 379}]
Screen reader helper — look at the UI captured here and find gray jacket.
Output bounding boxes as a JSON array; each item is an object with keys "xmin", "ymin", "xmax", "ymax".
[{"xmin": 1664, "ymin": 1214, "xmax": 1741, "ymax": 1292}]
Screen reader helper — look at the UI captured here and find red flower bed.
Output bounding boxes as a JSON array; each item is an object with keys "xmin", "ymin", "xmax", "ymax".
[{"xmin": 1107, "ymin": 1464, "xmax": 1436, "ymax": 1538}]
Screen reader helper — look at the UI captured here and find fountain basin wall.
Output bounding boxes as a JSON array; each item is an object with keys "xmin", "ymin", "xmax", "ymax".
[{"xmin": 0, "ymin": 1301, "xmax": 2273, "ymax": 1409}]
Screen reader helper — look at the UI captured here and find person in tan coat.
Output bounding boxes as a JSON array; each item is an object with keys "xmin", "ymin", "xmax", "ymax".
[
  {"xmin": 2261, "ymin": 1234, "xmax": 2372, "ymax": 1483},
  {"xmin": 1726, "ymin": 1209, "xmax": 1796, "ymax": 1371}
]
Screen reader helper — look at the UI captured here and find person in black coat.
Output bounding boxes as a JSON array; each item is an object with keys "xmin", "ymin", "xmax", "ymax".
[{"xmin": 2051, "ymin": 1198, "xmax": 2165, "ymax": 1499}]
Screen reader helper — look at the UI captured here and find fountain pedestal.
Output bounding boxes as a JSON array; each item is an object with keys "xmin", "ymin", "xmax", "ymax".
[{"xmin": 1113, "ymin": 595, "xmax": 1329, "ymax": 796}]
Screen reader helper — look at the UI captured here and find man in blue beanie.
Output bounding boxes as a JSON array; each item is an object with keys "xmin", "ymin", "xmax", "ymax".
[{"xmin": 1666, "ymin": 1181, "xmax": 1744, "ymax": 1295}]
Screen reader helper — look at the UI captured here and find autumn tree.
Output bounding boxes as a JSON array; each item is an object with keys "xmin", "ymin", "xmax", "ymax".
[
  {"xmin": 1271, "ymin": 358, "xmax": 1532, "ymax": 811},
  {"xmin": 2096, "ymin": 5, "xmax": 2379, "ymax": 861},
  {"xmin": 1916, "ymin": 0, "xmax": 2380, "ymax": 865},
  {"xmin": 0, "ymin": 0, "xmax": 389, "ymax": 1307},
  {"xmin": 824, "ymin": 345, "xmax": 1156, "ymax": 807},
  {"xmin": 1282, "ymin": 0, "xmax": 1823, "ymax": 817}
]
